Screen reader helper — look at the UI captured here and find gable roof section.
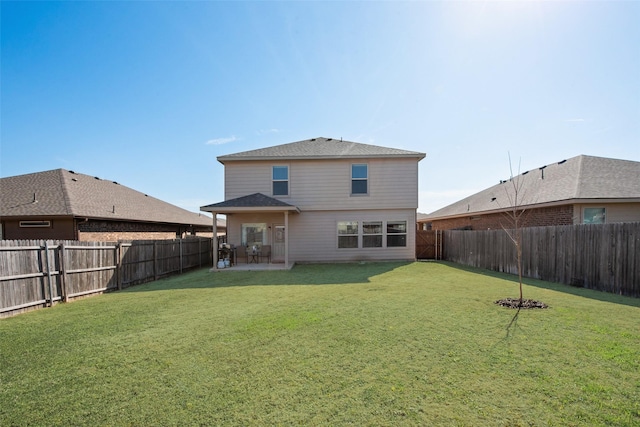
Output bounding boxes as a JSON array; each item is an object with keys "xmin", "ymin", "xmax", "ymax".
[
  {"xmin": 1, "ymin": 169, "xmax": 213, "ymax": 227},
  {"xmin": 424, "ymin": 155, "xmax": 640, "ymax": 220},
  {"xmin": 217, "ymin": 137, "xmax": 426, "ymax": 163},
  {"xmin": 201, "ymin": 193, "xmax": 300, "ymax": 214}
]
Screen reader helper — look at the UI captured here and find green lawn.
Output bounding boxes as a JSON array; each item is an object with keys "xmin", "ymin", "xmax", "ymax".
[{"xmin": 1, "ymin": 262, "xmax": 638, "ymax": 426}]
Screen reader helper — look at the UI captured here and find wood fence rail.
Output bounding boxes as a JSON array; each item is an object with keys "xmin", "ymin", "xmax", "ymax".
[
  {"xmin": 442, "ymin": 222, "xmax": 640, "ymax": 297},
  {"xmin": 0, "ymin": 237, "xmax": 213, "ymax": 317}
]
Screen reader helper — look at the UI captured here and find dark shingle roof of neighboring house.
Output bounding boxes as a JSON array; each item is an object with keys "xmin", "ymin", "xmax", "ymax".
[
  {"xmin": 217, "ymin": 137, "xmax": 426, "ymax": 163},
  {"xmin": 0, "ymin": 169, "xmax": 214, "ymax": 227},
  {"xmin": 201, "ymin": 193, "xmax": 300, "ymax": 213},
  {"xmin": 423, "ymin": 155, "xmax": 640, "ymax": 220}
]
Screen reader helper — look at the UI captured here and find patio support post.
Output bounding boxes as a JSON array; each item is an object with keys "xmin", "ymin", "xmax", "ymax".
[
  {"xmin": 212, "ymin": 213, "xmax": 218, "ymax": 268},
  {"xmin": 284, "ymin": 211, "xmax": 289, "ymax": 267}
]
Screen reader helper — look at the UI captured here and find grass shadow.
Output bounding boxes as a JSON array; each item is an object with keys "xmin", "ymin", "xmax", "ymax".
[
  {"xmin": 436, "ymin": 260, "xmax": 640, "ymax": 308},
  {"xmin": 122, "ymin": 262, "xmax": 412, "ymax": 293}
]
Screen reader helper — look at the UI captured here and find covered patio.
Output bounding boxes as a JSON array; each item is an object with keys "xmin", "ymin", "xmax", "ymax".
[{"xmin": 201, "ymin": 193, "xmax": 300, "ymax": 270}]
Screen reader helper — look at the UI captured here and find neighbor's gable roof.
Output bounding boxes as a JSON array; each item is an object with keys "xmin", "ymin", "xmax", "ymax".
[
  {"xmin": 217, "ymin": 137, "xmax": 426, "ymax": 163},
  {"xmin": 423, "ymin": 155, "xmax": 640, "ymax": 220},
  {"xmin": 0, "ymin": 169, "xmax": 214, "ymax": 227}
]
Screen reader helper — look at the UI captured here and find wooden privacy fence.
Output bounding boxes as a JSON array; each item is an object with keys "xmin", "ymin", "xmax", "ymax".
[
  {"xmin": 443, "ymin": 222, "xmax": 640, "ymax": 297},
  {"xmin": 0, "ymin": 237, "xmax": 212, "ymax": 317}
]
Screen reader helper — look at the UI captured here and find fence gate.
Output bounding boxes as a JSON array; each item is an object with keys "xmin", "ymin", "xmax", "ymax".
[{"xmin": 416, "ymin": 230, "xmax": 443, "ymax": 260}]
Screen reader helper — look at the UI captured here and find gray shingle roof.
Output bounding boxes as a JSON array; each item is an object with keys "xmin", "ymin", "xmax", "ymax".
[
  {"xmin": 1, "ymin": 169, "xmax": 213, "ymax": 227},
  {"xmin": 217, "ymin": 137, "xmax": 426, "ymax": 163},
  {"xmin": 201, "ymin": 193, "xmax": 295, "ymax": 209},
  {"xmin": 424, "ymin": 155, "xmax": 640, "ymax": 219},
  {"xmin": 201, "ymin": 193, "xmax": 300, "ymax": 214}
]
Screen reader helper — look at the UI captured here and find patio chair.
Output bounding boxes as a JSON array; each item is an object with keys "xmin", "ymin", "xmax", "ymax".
[
  {"xmin": 261, "ymin": 245, "xmax": 271, "ymax": 263},
  {"xmin": 236, "ymin": 245, "xmax": 248, "ymax": 264}
]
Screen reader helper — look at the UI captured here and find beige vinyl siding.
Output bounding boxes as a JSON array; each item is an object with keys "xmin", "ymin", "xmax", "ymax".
[
  {"xmin": 224, "ymin": 158, "xmax": 419, "ymax": 211},
  {"xmin": 224, "ymin": 163, "xmax": 272, "ymax": 199},
  {"xmin": 574, "ymin": 202, "xmax": 640, "ymax": 224},
  {"xmin": 224, "ymin": 210, "xmax": 416, "ymax": 263},
  {"xmin": 288, "ymin": 209, "xmax": 416, "ymax": 263}
]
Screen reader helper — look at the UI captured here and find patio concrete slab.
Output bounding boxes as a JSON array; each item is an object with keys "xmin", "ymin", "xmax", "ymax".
[{"xmin": 209, "ymin": 263, "xmax": 294, "ymax": 272}]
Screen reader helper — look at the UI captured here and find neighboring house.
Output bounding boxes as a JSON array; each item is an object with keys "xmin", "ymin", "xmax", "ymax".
[
  {"xmin": 201, "ymin": 137, "xmax": 426, "ymax": 266},
  {"xmin": 0, "ymin": 169, "xmax": 221, "ymax": 241},
  {"xmin": 420, "ymin": 155, "xmax": 640, "ymax": 231}
]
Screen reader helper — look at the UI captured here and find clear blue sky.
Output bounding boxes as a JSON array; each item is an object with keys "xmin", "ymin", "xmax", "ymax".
[{"xmin": 2, "ymin": 1, "xmax": 639, "ymax": 214}]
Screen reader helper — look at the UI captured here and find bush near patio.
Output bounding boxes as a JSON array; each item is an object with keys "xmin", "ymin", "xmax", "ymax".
[{"xmin": 1, "ymin": 262, "xmax": 638, "ymax": 426}]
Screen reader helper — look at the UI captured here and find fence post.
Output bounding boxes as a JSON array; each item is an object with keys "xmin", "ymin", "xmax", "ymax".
[
  {"xmin": 179, "ymin": 239, "xmax": 183, "ymax": 274},
  {"xmin": 38, "ymin": 241, "xmax": 47, "ymax": 307},
  {"xmin": 116, "ymin": 243, "xmax": 122, "ymax": 291},
  {"xmin": 153, "ymin": 241, "xmax": 158, "ymax": 281},
  {"xmin": 44, "ymin": 241, "xmax": 54, "ymax": 307},
  {"xmin": 59, "ymin": 243, "xmax": 68, "ymax": 302}
]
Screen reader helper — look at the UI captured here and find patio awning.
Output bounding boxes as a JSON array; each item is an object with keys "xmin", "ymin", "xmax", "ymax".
[{"xmin": 200, "ymin": 193, "xmax": 300, "ymax": 215}]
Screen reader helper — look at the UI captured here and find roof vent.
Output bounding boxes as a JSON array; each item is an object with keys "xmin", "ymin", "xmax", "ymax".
[
  {"xmin": 327, "ymin": 138, "xmax": 332, "ymax": 141},
  {"xmin": 491, "ymin": 197, "xmax": 496, "ymax": 202},
  {"xmin": 539, "ymin": 165, "xmax": 547, "ymax": 179},
  {"xmin": 522, "ymin": 171, "xmax": 529, "ymax": 175},
  {"xmin": 310, "ymin": 138, "xmax": 316, "ymax": 141},
  {"xmin": 94, "ymin": 176, "xmax": 100, "ymax": 180},
  {"xmin": 69, "ymin": 170, "xmax": 76, "ymax": 174},
  {"xmin": 113, "ymin": 181, "xmax": 119, "ymax": 185},
  {"xmin": 72, "ymin": 178, "xmax": 78, "ymax": 182},
  {"xmin": 558, "ymin": 159, "xmax": 567, "ymax": 165}
]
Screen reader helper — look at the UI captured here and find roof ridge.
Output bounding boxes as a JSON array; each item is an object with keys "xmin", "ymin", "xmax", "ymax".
[
  {"xmin": 217, "ymin": 137, "xmax": 425, "ymax": 163},
  {"xmin": 573, "ymin": 155, "xmax": 586, "ymax": 198},
  {"xmin": 56, "ymin": 169, "xmax": 75, "ymax": 216}
]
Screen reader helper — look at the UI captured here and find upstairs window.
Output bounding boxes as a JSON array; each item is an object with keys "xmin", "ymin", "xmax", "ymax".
[
  {"xmin": 351, "ymin": 164, "xmax": 368, "ymax": 195},
  {"xmin": 387, "ymin": 221, "xmax": 407, "ymax": 247},
  {"xmin": 272, "ymin": 166, "xmax": 289, "ymax": 196},
  {"xmin": 583, "ymin": 207, "xmax": 605, "ymax": 224}
]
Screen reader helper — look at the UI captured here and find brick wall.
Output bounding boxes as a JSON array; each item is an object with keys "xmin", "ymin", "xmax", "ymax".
[
  {"xmin": 78, "ymin": 231, "xmax": 178, "ymax": 241},
  {"xmin": 77, "ymin": 219, "xmax": 191, "ymax": 241},
  {"xmin": 430, "ymin": 205, "xmax": 575, "ymax": 230}
]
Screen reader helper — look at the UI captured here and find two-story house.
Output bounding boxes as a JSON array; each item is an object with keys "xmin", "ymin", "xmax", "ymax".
[{"xmin": 201, "ymin": 137, "xmax": 426, "ymax": 267}]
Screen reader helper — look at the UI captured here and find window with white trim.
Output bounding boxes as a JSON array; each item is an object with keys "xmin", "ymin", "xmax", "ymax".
[
  {"xmin": 386, "ymin": 221, "xmax": 407, "ymax": 247},
  {"xmin": 351, "ymin": 164, "xmax": 368, "ymax": 195},
  {"xmin": 242, "ymin": 223, "xmax": 267, "ymax": 246},
  {"xmin": 363, "ymin": 221, "xmax": 383, "ymax": 248},
  {"xmin": 338, "ymin": 221, "xmax": 359, "ymax": 248},
  {"xmin": 272, "ymin": 166, "xmax": 289, "ymax": 196}
]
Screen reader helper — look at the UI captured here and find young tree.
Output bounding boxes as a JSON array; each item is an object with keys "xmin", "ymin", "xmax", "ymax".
[{"xmin": 500, "ymin": 154, "xmax": 528, "ymax": 307}]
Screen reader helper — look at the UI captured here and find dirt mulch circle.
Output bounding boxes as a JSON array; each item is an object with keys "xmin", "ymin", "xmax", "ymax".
[{"xmin": 495, "ymin": 298, "xmax": 548, "ymax": 309}]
